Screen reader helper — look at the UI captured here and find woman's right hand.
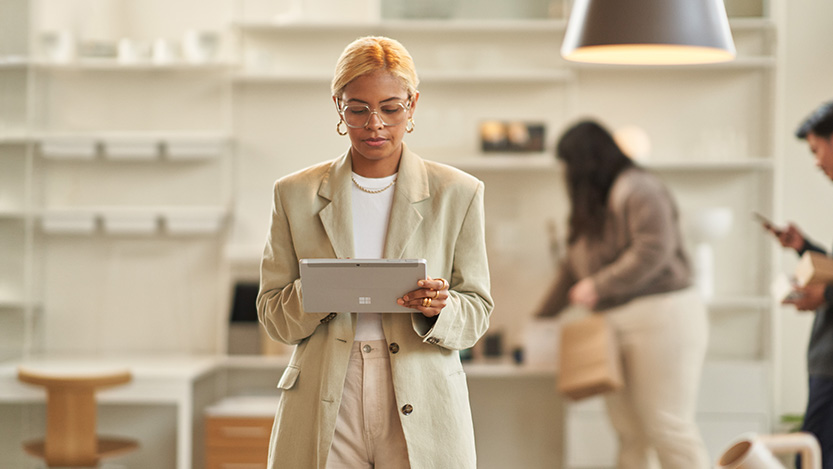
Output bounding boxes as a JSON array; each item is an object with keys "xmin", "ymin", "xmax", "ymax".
[{"xmin": 776, "ymin": 223, "xmax": 806, "ymax": 252}]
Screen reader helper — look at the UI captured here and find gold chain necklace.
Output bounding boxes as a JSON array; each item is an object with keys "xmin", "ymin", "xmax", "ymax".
[{"xmin": 351, "ymin": 175, "xmax": 397, "ymax": 194}]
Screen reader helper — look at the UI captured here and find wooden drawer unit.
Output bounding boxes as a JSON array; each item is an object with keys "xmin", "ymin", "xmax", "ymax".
[{"xmin": 205, "ymin": 415, "xmax": 273, "ymax": 469}]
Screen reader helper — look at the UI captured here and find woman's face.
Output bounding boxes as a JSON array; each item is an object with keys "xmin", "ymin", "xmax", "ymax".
[
  {"xmin": 807, "ymin": 132, "xmax": 833, "ymax": 181},
  {"xmin": 335, "ymin": 70, "xmax": 418, "ymax": 176}
]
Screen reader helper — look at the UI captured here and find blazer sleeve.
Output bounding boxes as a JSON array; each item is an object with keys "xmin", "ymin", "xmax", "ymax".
[
  {"xmin": 413, "ymin": 181, "xmax": 494, "ymax": 350},
  {"xmin": 256, "ymin": 180, "xmax": 332, "ymax": 345},
  {"xmin": 591, "ymin": 179, "xmax": 678, "ymax": 301}
]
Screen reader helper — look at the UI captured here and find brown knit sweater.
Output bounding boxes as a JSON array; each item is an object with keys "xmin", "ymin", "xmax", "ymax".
[{"xmin": 537, "ymin": 168, "xmax": 692, "ymax": 315}]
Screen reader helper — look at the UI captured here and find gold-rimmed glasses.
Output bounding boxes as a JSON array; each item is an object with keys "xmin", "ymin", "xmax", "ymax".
[{"xmin": 337, "ymin": 99, "xmax": 412, "ymax": 129}]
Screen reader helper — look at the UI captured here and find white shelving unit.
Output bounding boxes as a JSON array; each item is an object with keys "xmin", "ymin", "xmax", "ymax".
[
  {"xmin": 0, "ymin": 0, "xmax": 782, "ymax": 467},
  {"xmin": 0, "ymin": 0, "xmax": 238, "ymax": 366}
]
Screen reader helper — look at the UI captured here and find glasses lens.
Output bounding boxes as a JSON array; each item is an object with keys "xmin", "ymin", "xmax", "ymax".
[{"xmin": 342, "ymin": 102, "xmax": 408, "ymax": 128}]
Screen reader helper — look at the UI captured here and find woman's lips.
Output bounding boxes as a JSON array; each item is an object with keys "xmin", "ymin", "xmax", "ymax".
[{"xmin": 364, "ymin": 137, "xmax": 387, "ymax": 147}]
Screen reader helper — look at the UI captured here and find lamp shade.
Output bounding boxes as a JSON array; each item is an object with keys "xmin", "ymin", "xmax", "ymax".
[{"xmin": 561, "ymin": 0, "xmax": 736, "ymax": 65}]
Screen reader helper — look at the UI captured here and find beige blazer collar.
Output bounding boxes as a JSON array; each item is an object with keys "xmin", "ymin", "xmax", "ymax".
[{"xmin": 317, "ymin": 143, "xmax": 430, "ymax": 260}]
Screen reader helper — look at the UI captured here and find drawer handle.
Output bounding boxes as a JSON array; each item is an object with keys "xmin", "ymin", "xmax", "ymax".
[
  {"xmin": 220, "ymin": 426, "xmax": 270, "ymax": 439},
  {"xmin": 220, "ymin": 464, "xmax": 265, "ymax": 469}
]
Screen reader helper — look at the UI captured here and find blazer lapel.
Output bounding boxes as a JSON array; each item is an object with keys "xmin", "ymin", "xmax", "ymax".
[
  {"xmin": 318, "ymin": 151, "xmax": 355, "ymax": 259},
  {"xmin": 383, "ymin": 144, "xmax": 430, "ymax": 259}
]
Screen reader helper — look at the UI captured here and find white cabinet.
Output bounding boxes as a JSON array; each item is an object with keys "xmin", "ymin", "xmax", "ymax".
[{"xmin": 3, "ymin": 0, "xmax": 238, "ymax": 358}]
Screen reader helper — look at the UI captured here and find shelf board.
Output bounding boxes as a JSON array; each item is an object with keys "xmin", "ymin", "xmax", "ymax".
[
  {"xmin": 0, "ymin": 133, "xmax": 32, "ymax": 145},
  {"xmin": 448, "ymin": 155, "xmax": 773, "ymax": 172},
  {"xmin": 728, "ymin": 17, "xmax": 777, "ymax": 31},
  {"xmin": 450, "ymin": 154, "xmax": 554, "ymax": 171},
  {"xmin": 34, "ymin": 131, "xmax": 231, "ymax": 160},
  {"xmin": 34, "ymin": 130, "xmax": 231, "ymax": 140},
  {"xmin": 233, "ymin": 71, "xmax": 331, "ymax": 84},
  {"xmin": 707, "ymin": 295, "xmax": 771, "ymax": 311},
  {"xmin": 643, "ymin": 159, "xmax": 774, "ymax": 171},
  {"xmin": 382, "ymin": 18, "xmax": 567, "ymax": 33},
  {"xmin": 0, "ymin": 208, "xmax": 27, "ymax": 219},
  {"xmin": 32, "ymin": 60, "xmax": 234, "ymax": 72},
  {"xmin": 0, "ymin": 298, "xmax": 26, "ymax": 309},
  {"xmin": 234, "ymin": 69, "xmax": 573, "ymax": 84},
  {"xmin": 421, "ymin": 69, "xmax": 573, "ymax": 84},
  {"xmin": 235, "ymin": 17, "xmax": 767, "ymax": 34},
  {"xmin": 0, "ymin": 61, "xmax": 29, "ymax": 70},
  {"xmin": 234, "ymin": 18, "xmax": 567, "ymax": 34},
  {"xmin": 38, "ymin": 205, "xmax": 230, "ymax": 236}
]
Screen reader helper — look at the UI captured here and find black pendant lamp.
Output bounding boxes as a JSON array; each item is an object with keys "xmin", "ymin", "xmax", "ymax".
[{"xmin": 561, "ymin": 0, "xmax": 736, "ymax": 65}]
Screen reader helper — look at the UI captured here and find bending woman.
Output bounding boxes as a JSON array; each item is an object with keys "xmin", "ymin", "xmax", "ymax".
[{"xmin": 537, "ymin": 120, "xmax": 709, "ymax": 468}]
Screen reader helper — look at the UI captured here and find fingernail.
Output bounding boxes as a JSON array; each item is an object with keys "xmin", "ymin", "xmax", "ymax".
[{"xmin": 403, "ymin": 295, "xmax": 409, "ymax": 301}]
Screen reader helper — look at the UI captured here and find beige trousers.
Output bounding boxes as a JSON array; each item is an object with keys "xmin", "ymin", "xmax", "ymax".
[
  {"xmin": 602, "ymin": 287, "xmax": 710, "ymax": 469},
  {"xmin": 327, "ymin": 340, "xmax": 410, "ymax": 469}
]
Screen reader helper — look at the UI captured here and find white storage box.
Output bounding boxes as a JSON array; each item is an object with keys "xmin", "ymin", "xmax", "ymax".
[
  {"xmin": 164, "ymin": 207, "xmax": 226, "ymax": 234},
  {"xmin": 101, "ymin": 209, "xmax": 158, "ymax": 235},
  {"xmin": 103, "ymin": 136, "xmax": 159, "ymax": 160},
  {"xmin": 165, "ymin": 136, "xmax": 226, "ymax": 160},
  {"xmin": 40, "ymin": 137, "xmax": 97, "ymax": 160},
  {"xmin": 41, "ymin": 210, "xmax": 97, "ymax": 234}
]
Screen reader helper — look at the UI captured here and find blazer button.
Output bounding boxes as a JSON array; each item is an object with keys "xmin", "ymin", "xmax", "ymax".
[
  {"xmin": 401, "ymin": 404, "xmax": 413, "ymax": 415},
  {"xmin": 362, "ymin": 344, "xmax": 372, "ymax": 353},
  {"xmin": 389, "ymin": 343, "xmax": 400, "ymax": 354}
]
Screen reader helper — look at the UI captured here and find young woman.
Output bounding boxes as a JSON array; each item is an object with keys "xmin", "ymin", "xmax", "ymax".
[
  {"xmin": 537, "ymin": 120, "xmax": 710, "ymax": 468},
  {"xmin": 256, "ymin": 36, "xmax": 493, "ymax": 469}
]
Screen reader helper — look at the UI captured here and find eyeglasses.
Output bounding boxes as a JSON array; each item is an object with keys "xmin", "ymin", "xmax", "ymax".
[{"xmin": 337, "ymin": 99, "xmax": 411, "ymax": 129}]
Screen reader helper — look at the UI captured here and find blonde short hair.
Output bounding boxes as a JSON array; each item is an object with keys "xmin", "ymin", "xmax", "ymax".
[{"xmin": 331, "ymin": 36, "xmax": 419, "ymax": 99}]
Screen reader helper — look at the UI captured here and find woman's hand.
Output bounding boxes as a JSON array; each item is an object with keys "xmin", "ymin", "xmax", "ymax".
[
  {"xmin": 569, "ymin": 278, "xmax": 599, "ymax": 309},
  {"xmin": 775, "ymin": 223, "xmax": 806, "ymax": 252},
  {"xmin": 783, "ymin": 283, "xmax": 827, "ymax": 311},
  {"xmin": 398, "ymin": 277, "xmax": 449, "ymax": 318}
]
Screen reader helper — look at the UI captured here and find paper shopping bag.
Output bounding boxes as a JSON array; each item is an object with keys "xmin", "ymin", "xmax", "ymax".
[{"xmin": 557, "ymin": 313, "xmax": 623, "ymax": 400}]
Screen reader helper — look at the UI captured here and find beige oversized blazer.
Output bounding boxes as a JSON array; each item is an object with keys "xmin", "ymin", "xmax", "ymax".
[{"xmin": 257, "ymin": 144, "xmax": 494, "ymax": 469}]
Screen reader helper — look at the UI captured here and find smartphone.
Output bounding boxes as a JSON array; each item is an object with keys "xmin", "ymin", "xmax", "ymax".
[{"xmin": 752, "ymin": 211, "xmax": 781, "ymax": 234}]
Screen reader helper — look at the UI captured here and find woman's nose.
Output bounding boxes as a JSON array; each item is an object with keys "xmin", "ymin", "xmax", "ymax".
[{"xmin": 366, "ymin": 111, "xmax": 385, "ymax": 129}]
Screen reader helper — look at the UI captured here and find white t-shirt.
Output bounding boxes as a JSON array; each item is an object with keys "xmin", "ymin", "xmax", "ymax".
[{"xmin": 351, "ymin": 172, "xmax": 397, "ymax": 341}]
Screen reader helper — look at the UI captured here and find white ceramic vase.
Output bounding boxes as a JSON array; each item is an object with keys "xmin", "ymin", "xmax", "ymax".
[{"xmin": 716, "ymin": 432, "xmax": 820, "ymax": 469}]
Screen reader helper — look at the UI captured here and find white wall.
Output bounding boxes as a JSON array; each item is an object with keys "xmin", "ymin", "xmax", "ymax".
[{"xmin": 777, "ymin": 0, "xmax": 833, "ymax": 416}]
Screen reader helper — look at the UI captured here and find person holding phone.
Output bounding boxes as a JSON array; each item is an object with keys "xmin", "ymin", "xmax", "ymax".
[
  {"xmin": 763, "ymin": 100, "xmax": 833, "ymax": 469},
  {"xmin": 256, "ymin": 36, "xmax": 493, "ymax": 469}
]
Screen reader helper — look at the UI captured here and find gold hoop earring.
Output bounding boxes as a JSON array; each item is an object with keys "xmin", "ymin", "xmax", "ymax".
[
  {"xmin": 337, "ymin": 119, "xmax": 348, "ymax": 136},
  {"xmin": 406, "ymin": 118, "xmax": 415, "ymax": 133}
]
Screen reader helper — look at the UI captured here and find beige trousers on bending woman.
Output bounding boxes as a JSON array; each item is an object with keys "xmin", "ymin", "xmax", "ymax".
[{"xmin": 602, "ymin": 287, "xmax": 710, "ymax": 469}]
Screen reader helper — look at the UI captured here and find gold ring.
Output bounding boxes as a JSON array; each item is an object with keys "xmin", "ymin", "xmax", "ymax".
[
  {"xmin": 422, "ymin": 297, "xmax": 431, "ymax": 308},
  {"xmin": 438, "ymin": 278, "xmax": 449, "ymax": 290},
  {"xmin": 433, "ymin": 290, "xmax": 439, "ymax": 299}
]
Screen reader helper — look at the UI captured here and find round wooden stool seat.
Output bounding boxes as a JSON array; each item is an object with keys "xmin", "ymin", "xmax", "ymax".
[{"xmin": 17, "ymin": 366, "xmax": 138, "ymax": 467}]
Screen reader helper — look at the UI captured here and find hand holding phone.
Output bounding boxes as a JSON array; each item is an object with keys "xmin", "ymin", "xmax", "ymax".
[
  {"xmin": 754, "ymin": 213, "xmax": 806, "ymax": 252},
  {"xmin": 752, "ymin": 211, "xmax": 782, "ymax": 235}
]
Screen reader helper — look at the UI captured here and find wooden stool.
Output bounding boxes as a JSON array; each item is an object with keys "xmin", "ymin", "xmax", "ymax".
[{"xmin": 18, "ymin": 366, "xmax": 139, "ymax": 468}]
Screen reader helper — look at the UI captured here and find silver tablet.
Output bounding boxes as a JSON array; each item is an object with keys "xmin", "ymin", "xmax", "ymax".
[{"xmin": 299, "ymin": 258, "xmax": 427, "ymax": 313}]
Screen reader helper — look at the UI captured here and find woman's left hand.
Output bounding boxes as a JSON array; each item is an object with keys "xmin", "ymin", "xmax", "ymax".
[
  {"xmin": 398, "ymin": 277, "xmax": 449, "ymax": 318},
  {"xmin": 569, "ymin": 278, "xmax": 599, "ymax": 309}
]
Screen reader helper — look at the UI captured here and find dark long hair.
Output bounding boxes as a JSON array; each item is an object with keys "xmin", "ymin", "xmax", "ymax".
[{"xmin": 557, "ymin": 120, "xmax": 636, "ymax": 243}]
